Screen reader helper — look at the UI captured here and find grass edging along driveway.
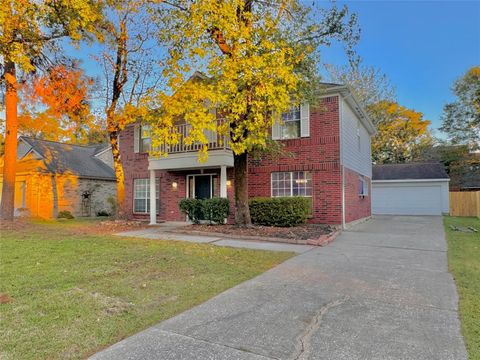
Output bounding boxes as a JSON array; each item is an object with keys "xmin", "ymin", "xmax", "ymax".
[
  {"xmin": 444, "ymin": 216, "xmax": 480, "ymax": 360},
  {"xmin": 0, "ymin": 220, "xmax": 293, "ymax": 360}
]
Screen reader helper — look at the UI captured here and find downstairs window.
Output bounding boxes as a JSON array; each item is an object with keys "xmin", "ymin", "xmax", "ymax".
[{"xmin": 134, "ymin": 178, "xmax": 159, "ymax": 213}]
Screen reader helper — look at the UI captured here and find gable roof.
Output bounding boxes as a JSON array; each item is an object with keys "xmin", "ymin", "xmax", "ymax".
[
  {"xmin": 18, "ymin": 137, "xmax": 116, "ymax": 180},
  {"xmin": 321, "ymin": 84, "xmax": 376, "ymax": 136},
  {"xmin": 372, "ymin": 163, "xmax": 449, "ymax": 181}
]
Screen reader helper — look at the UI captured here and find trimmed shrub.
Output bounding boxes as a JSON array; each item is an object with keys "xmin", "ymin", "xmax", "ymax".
[
  {"xmin": 203, "ymin": 198, "xmax": 230, "ymax": 224},
  {"xmin": 179, "ymin": 198, "xmax": 230, "ymax": 224},
  {"xmin": 57, "ymin": 210, "xmax": 74, "ymax": 219},
  {"xmin": 179, "ymin": 198, "xmax": 204, "ymax": 224},
  {"xmin": 249, "ymin": 197, "xmax": 310, "ymax": 227}
]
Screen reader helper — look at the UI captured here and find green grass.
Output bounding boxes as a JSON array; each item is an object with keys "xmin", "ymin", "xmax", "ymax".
[
  {"xmin": 0, "ymin": 220, "xmax": 293, "ymax": 360},
  {"xmin": 444, "ymin": 216, "xmax": 480, "ymax": 360}
]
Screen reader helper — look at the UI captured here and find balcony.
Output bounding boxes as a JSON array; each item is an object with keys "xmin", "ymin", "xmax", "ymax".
[{"xmin": 148, "ymin": 119, "xmax": 233, "ymax": 171}]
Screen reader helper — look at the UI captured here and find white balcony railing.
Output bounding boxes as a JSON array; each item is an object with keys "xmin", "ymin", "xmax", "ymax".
[{"xmin": 156, "ymin": 119, "xmax": 230, "ymax": 154}]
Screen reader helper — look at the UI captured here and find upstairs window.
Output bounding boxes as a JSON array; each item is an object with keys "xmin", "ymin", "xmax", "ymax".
[
  {"xmin": 280, "ymin": 105, "xmax": 301, "ymax": 139},
  {"xmin": 272, "ymin": 103, "xmax": 309, "ymax": 140},
  {"xmin": 141, "ymin": 125, "xmax": 151, "ymax": 153},
  {"xmin": 357, "ymin": 121, "xmax": 361, "ymax": 151}
]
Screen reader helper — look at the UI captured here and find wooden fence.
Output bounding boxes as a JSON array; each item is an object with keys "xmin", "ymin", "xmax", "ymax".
[{"xmin": 449, "ymin": 191, "xmax": 480, "ymax": 218}]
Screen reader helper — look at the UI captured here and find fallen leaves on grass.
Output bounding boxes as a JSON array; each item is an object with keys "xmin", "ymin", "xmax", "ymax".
[{"xmin": 0, "ymin": 293, "xmax": 13, "ymax": 304}]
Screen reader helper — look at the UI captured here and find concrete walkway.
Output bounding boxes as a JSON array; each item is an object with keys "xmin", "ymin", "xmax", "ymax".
[
  {"xmin": 92, "ymin": 216, "xmax": 466, "ymax": 360},
  {"xmin": 115, "ymin": 223, "xmax": 315, "ymax": 254}
]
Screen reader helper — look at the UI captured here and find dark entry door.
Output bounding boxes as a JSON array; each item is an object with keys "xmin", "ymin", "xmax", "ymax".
[{"xmin": 194, "ymin": 175, "xmax": 211, "ymax": 199}]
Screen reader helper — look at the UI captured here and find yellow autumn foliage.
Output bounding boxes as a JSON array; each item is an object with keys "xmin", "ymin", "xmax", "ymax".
[
  {"xmin": 146, "ymin": 0, "xmax": 323, "ymax": 159},
  {"xmin": 369, "ymin": 101, "xmax": 433, "ymax": 163},
  {"xmin": 0, "ymin": 0, "xmax": 105, "ymax": 72}
]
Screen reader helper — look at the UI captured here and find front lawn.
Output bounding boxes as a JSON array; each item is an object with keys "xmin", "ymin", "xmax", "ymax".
[
  {"xmin": 0, "ymin": 220, "xmax": 293, "ymax": 360},
  {"xmin": 444, "ymin": 216, "xmax": 480, "ymax": 360}
]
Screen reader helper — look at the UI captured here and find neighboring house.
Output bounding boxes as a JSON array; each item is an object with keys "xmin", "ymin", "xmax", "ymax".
[
  {"xmin": 371, "ymin": 162, "xmax": 450, "ymax": 216},
  {"xmin": 120, "ymin": 83, "xmax": 376, "ymax": 228},
  {"xmin": 0, "ymin": 137, "xmax": 117, "ymax": 218}
]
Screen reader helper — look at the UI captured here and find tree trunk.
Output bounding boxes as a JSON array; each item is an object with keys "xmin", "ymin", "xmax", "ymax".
[
  {"xmin": 105, "ymin": 19, "xmax": 128, "ymax": 219},
  {"xmin": 1, "ymin": 61, "xmax": 18, "ymax": 221},
  {"xmin": 109, "ymin": 130, "xmax": 126, "ymax": 218},
  {"xmin": 233, "ymin": 152, "xmax": 251, "ymax": 226}
]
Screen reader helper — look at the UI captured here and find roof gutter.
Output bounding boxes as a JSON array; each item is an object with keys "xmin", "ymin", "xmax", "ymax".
[{"xmin": 372, "ymin": 179, "xmax": 450, "ymax": 183}]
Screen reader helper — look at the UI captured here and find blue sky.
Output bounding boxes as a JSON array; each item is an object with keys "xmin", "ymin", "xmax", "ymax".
[
  {"xmin": 318, "ymin": 0, "xmax": 480, "ymax": 136},
  {"xmin": 71, "ymin": 1, "xmax": 480, "ymax": 136}
]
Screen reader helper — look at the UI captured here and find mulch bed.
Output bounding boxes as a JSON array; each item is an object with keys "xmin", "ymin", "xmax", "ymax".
[{"xmin": 178, "ymin": 223, "xmax": 336, "ymax": 241}]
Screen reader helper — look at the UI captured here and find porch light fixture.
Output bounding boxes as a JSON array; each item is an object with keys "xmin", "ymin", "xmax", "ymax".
[
  {"xmin": 226, "ymin": 180, "xmax": 232, "ymax": 187},
  {"xmin": 172, "ymin": 181, "xmax": 178, "ymax": 190}
]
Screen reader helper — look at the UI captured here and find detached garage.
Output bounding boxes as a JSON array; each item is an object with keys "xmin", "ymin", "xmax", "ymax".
[{"xmin": 372, "ymin": 163, "xmax": 450, "ymax": 215}]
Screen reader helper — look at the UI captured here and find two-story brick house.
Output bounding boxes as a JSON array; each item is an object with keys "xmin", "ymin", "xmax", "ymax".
[{"xmin": 119, "ymin": 83, "xmax": 375, "ymax": 228}]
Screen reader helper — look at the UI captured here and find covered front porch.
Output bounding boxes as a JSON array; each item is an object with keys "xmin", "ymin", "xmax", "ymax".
[
  {"xmin": 146, "ymin": 164, "xmax": 233, "ymax": 225},
  {"xmin": 146, "ymin": 119, "xmax": 234, "ymax": 225}
]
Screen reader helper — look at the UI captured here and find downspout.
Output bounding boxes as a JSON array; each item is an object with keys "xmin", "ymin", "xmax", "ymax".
[{"xmin": 339, "ymin": 97, "xmax": 346, "ymax": 230}]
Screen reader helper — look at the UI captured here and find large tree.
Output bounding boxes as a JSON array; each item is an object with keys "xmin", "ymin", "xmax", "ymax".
[
  {"xmin": 325, "ymin": 59, "xmax": 396, "ymax": 113},
  {"xmin": 440, "ymin": 66, "xmax": 480, "ymax": 148},
  {"xmin": 0, "ymin": 0, "xmax": 104, "ymax": 220},
  {"xmin": 17, "ymin": 64, "xmax": 97, "ymax": 143},
  {"xmin": 370, "ymin": 101, "xmax": 433, "ymax": 164},
  {"xmin": 415, "ymin": 144, "xmax": 480, "ymax": 190},
  {"xmin": 149, "ymin": 0, "xmax": 359, "ymax": 225},
  {"xmin": 326, "ymin": 60, "xmax": 435, "ymax": 163},
  {"xmin": 95, "ymin": 0, "xmax": 163, "ymax": 218}
]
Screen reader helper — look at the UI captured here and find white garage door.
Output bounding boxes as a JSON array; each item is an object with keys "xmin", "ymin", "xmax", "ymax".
[{"xmin": 372, "ymin": 182, "xmax": 445, "ymax": 215}]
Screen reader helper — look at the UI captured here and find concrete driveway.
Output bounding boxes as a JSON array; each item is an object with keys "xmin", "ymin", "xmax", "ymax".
[{"xmin": 91, "ymin": 216, "xmax": 466, "ymax": 360}]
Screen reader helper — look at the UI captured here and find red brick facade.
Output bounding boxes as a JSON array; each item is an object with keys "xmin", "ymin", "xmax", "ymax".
[
  {"xmin": 248, "ymin": 96, "xmax": 342, "ymax": 224},
  {"xmin": 343, "ymin": 166, "xmax": 371, "ymax": 224},
  {"xmin": 119, "ymin": 95, "xmax": 372, "ymax": 225},
  {"xmin": 120, "ymin": 125, "xmax": 236, "ymax": 221}
]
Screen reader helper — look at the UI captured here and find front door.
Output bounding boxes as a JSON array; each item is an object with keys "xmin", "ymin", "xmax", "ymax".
[
  {"xmin": 194, "ymin": 175, "xmax": 212, "ymax": 199},
  {"xmin": 187, "ymin": 175, "xmax": 215, "ymax": 200}
]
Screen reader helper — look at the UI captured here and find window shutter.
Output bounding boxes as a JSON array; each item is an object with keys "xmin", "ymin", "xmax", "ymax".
[
  {"xmin": 300, "ymin": 102, "xmax": 310, "ymax": 137},
  {"xmin": 133, "ymin": 124, "xmax": 140, "ymax": 153},
  {"xmin": 272, "ymin": 113, "xmax": 281, "ymax": 140}
]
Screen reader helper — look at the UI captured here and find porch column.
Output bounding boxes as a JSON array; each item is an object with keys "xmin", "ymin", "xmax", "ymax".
[
  {"xmin": 149, "ymin": 169, "xmax": 157, "ymax": 225},
  {"xmin": 220, "ymin": 165, "xmax": 227, "ymax": 198}
]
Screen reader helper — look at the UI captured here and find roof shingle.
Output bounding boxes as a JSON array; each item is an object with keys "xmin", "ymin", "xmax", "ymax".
[
  {"xmin": 372, "ymin": 163, "xmax": 449, "ymax": 180},
  {"xmin": 20, "ymin": 137, "xmax": 116, "ymax": 180}
]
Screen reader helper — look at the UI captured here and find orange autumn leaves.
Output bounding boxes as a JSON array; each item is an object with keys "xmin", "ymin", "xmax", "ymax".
[
  {"xmin": 18, "ymin": 65, "xmax": 97, "ymax": 143},
  {"xmin": 370, "ymin": 100, "xmax": 432, "ymax": 163}
]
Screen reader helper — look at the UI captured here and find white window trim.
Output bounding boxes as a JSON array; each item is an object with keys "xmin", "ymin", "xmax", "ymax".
[
  {"xmin": 133, "ymin": 178, "xmax": 159, "ymax": 214},
  {"xmin": 272, "ymin": 102, "xmax": 309, "ymax": 140},
  {"xmin": 357, "ymin": 121, "xmax": 361, "ymax": 151},
  {"xmin": 140, "ymin": 125, "xmax": 152, "ymax": 153},
  {"xmin": 186, "ymin": 173, "xmax": 217, "ymax": 199},
  {"xmin": 270, "ymin": 171, "xmax": 313, "ymax": 198},
  {"xmin": 359, "ymin": 176, "xmax": 368, "ymax": 197},
  {"xmin": 279, "ymin": 105, "xmax": 301, "ymax": 140}
]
